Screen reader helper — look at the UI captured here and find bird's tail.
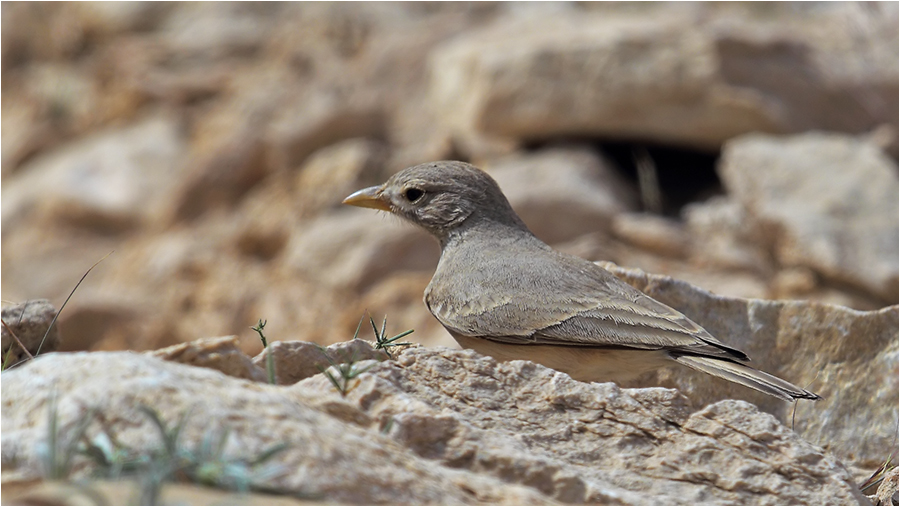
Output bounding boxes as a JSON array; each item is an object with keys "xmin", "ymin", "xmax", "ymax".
[{"xmin": 672, "ymin": 354, "xmax": 822, "ymax": 402}]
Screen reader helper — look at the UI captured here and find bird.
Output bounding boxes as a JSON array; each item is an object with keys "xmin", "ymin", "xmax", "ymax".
[{"xmin": 343, "ymin": 161, "xmax": 821, "ymax": 402}]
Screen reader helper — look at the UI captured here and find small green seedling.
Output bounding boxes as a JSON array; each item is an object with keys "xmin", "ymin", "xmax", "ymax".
[
  {"xmin": 367, "ymin": 315, "xmax": 413, "ymax": 359},
  {"xmin": 251, "ymin": 319, "xmax": 276, "ymax": 384}
]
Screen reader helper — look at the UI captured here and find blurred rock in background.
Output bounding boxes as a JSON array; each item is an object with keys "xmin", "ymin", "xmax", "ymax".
[{"xmin": 2, "ymin": 2, "xmax": 897, "ymax": 357}]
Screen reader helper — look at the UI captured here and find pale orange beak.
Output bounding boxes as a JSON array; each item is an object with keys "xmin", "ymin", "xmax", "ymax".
[{"xmin": 342, "ymin": 186, "xmax": 391, "ymax": 212}]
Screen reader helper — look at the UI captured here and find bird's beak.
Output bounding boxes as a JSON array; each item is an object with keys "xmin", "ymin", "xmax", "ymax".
[{"xmin": 342, "ymin": 186, "xmax": 392, "ymax": 211}]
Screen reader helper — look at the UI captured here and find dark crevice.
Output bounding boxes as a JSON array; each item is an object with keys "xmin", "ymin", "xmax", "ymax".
[{"xmin": 524, "ymin": 138, "xmax": 724, "ymax": 217}]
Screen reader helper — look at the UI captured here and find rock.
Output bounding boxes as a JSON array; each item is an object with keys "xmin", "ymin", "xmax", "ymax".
[
  {"xmin": 0, "ymin": 299, "xmax": 59, "ymax": 367},
  {"xmin": 1, "ymin": 63, "xmax": 98, "ymax": 175},
  {"xmin": 285, "ymin": 209, "xmax": 439, "ymax": 292},
  {"xmin": 682, "ymin": 196, "xmax": 770, "ymax": 273},
  {"xmin": 710, "ymin": 3, "xmax": 898, "ymax": 136},
  {"xmin": 430, "ymin": 13, "xmax": 746, "ymax": 151},
  {"xmin": 266, "ymin": 93, "xmax": 387, "ymax": 173},
  {"xmin": 158, "ymin": 3, "xmax": 274, "ymax": 60},
  {"xmin": 611, "ymin": 212, "xmax": 687, "ymax": 258},
  {"xmin": 597, "ymin": 260, "xmax": 899, "ymax": 476},
  {"xmin": 168, "ymin": 123, "xmax": 268, "ymax": 222},
  {"xmin": 429, "ymin": 5, "xmax": 897, "ymax": 151},
  {"xmin": 294, "ymin": 137, "xmax": 388, "ymax": 218},
  {"xmin": 871, "ymin": 467, "xmax": 899, "ymax": 506},
  {"xmin": 1, "ymin": 352, "xmax": 553, "ymax": 505},
  {"xmin": 149, "ymin": 335, "xmax": 267, "ymax": 383},
  {"xmin": 1, "ymin": 114, "xmax": 187, "ymax": 234},
  {"xmin": 484, "ymin": 146, "xmax": 638, "ymax": 244},
  {"xmin": 2, "ymin": 347, "xmax": 870, "ymax": 504},
  {"xmin": 252, "ymin": 338, "xmax": 389, "ymax": 385},
  {"xmin": 54, "ymin": 300, "xmax": 138, "ymax": 352},
  {"xmin": 1, "ymin": 479, "xmax": 306, "ymax": 506},
  {"xmin": 718, "ymin": 132, "xmax": 899, "ymax": 303}
]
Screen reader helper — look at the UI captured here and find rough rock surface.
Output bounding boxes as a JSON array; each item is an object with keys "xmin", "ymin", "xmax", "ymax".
[
  {"xmin": 285, "ymin": 210, "xmax": 439, "ymax": 292},
  {"xmin": 719, "ymin": 132, "xmax": 899, "ymax": 303},
  {"xmin": 148, "ymin": 335, "xmax": 267, "ymax": 382},
  {"xmin": 484, "ymin": 146, "xmax": 638, "ymax": 244},
  {"xmin": 597, "ymin": 261, "xmax": 899, "ymax": 477},
  {"xmin": 0, "ymin": 299, "xmax": 60, "ymax": 366},
  {"xmin": 1, "ymin": 114, "xmax": 186, "ymax": 233},
  {"xmin": 430, "ymin": 5, "xmax": 898, "ymax": 151},
  {"xmin": 1, "ymin": 347, "xmax": 869, "ymax": 505},
  {"xmin": 253, "ymin": 338, "xmax": 390, "ymax": 385}
]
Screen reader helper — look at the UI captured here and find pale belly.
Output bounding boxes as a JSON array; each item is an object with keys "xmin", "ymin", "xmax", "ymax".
[{"xmin": 452, "ymin": 334, "xmax": 672, "ymax": 383}]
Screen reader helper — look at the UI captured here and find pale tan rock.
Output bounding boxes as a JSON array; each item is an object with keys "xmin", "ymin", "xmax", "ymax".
[
  {"xmin": 682, "ymin": 196, "xmax": 770, "ymax": 272},
  {"xmin": 1, "ymin": 114, "xmax": 187, "ymax": 234},
  {"xmin": 611, "ymin": 212, "xmax": 687, "ymax": 258},
  {"xmin": 302, "ymin": 346, "xmax": 866, "ymax": 504},
  {"xmin": 597, "ymin": 260, "xmax": 899, "ymax": 476},
  {"xmin": 0, "ymin": 299, "xmax": 59, "ymax": 367},
  {"xmin": 266, "ymin": 93, "xmax": 386, "ymax": 173},
  {"xmin": 719, "ymin": 132, "xmax": 899, "ymax": 303},
  {"xmin": 294, "ymin": 137, "xmax": 388, "ymax": 218},
  {"xmin": 1, "ymin": 352, "xmax": 554, "ymax": 505},
  {"xmin": 252, "ymin": 338, "xmax": 389, "ymax": 386},
  {"xmin": 285, "ymin": 210, "xmax": 439, "ymax": 291},
  {"xmin": 484, "ymin": 146, "xmax": 638, "ymax": 244},
  {"xmin": 771, "ymin": 267, "xmax": 819, "ymax": 299},
  {"xmin": 169, "ymin": 124, "xmax": 268, "ymax": 222},
  {"xmin": 55, "ymin": 300, "xmax": 138, "ymax": 352},
  {"xmin": 3, "ymin": 347, "xmax": 871, "ymax": 504},
  {"xmin": 1, "ymin": 478, "xmax": 311, "ymax": 506},
  {"xmin": 429, "ymin": 5, "xmax": 897, "ymax": 151},
  {"xmin": 149, "ymin": 335, "xmax": 267, "ymax": 383}
]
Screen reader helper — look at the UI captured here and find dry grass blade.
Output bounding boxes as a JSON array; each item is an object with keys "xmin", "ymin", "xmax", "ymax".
[
  {"xmin": 36, "ymin": 251, "xmax": 114, "ymax": 357},
  {"xmin": 1, "ymin": 318, "xmax": 34, "ymax": 362}
]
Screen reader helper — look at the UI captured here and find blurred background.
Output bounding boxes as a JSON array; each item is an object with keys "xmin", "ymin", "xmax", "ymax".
[{"xmin": 2, "ymin": 2, "xmax": 897, "ymax": 356}]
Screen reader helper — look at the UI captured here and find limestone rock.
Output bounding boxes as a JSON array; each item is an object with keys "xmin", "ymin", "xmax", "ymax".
[
  {"xmin": 718, "ymin": 132, "xmax": 899, "ymax": 303},
  {"xmin": 682, "ymin": 195, "xmax": 770, "ymax": 273},
  {"xmin": 1, "ymin": 114, "xmax": 187, "ymax": 234},
  {"xmin": 485, "ymin": 146, "xmax": 638, "ymax": 244},
  {"xmin": 1, "ymin": 352, "xmax": 553, "ymax": 505},
  {"xmin": 1, "ymin": 479, "xmax": 307, "ymax": 507},
  {"xmin": 0, "ymin": 299, "xmax": 59, "ymax": 367},
  {"xmin": 611, "ymin": 212, "xmax": 687, "ymax": 258},
  {"xmin": 597, "ymin": 261, "xmax": 899, "ymax": 476},
  {"xmin": 168, "ymin": 125, "xmax": 269, "ymax": 222},
  {"xmin": 285, "ymin": 210, "xmax": 439, "ymax": 292},
  {"xmin": 429, "ymin": 5, "xmax": 897, "ymax": 151},
  {"xmin": 266, "ymin": 93, "xmax": 387, "ymax": 173},
  {"xmin": 253, "ymin": 338, "xmax": 389, "ymax": 385},
  {"xmin": 149, "ymin": 335, "xmax": 267, "ymax": 383},
  {"xmin": 294, "ymin": 137, "xmax": 388, "ymax": 218},
  {"xmin": 1, "ymin": 348, "xmax": 868, "ymax": 504}
]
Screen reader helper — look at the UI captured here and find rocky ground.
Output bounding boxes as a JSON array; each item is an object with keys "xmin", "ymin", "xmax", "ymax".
[{"xmin": 2, "ymin": 2, "xmax": 898, "ymax": 505}]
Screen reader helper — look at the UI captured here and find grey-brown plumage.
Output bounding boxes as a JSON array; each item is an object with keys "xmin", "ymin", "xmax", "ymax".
[{"xmin": 343, "ymin": 161, "xmax": 821, "ymax": 402}]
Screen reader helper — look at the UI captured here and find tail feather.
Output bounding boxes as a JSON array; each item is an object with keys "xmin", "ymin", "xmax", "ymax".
[{"xmin": 673, "ymin": 355, "xmax": 822, "ymax": 402}]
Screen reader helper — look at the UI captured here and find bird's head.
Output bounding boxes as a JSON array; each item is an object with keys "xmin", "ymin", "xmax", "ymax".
[{"xmin": 343, "ymin": 161, "xmax": 526, "ymax": 242}]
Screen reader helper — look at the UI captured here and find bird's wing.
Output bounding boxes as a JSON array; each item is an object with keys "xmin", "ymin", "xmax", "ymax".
[{"xmin": 427, "ymin": 250, "xmax": 747, "ymax": 362}]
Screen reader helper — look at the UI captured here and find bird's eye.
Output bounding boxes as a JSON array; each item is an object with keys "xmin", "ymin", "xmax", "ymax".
[{"xmin": 404, "ymin": 188, "xmax": 425, "ymax": 202}]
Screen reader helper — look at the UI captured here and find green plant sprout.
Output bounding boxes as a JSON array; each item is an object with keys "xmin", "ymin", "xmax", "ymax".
[
  {"xmin": 251, "ymin": 319, "xmax": 276, "ymax": 384},
  {"xmin": 367, "ymin": 315, "xmax": 413, "ymax": 359}
]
